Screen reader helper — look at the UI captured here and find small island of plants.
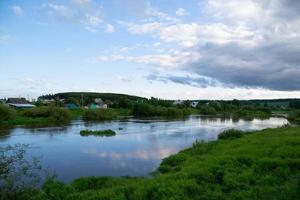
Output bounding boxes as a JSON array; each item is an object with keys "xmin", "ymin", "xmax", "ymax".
[{"xmin": 79, "ymin": 129, "xmax": 116, "ymax": 137}]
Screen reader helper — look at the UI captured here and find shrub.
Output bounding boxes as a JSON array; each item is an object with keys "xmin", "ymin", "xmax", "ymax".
[
  {"xmin": 21, "ymin": 107, "xmax": 71, "ymax": 123},
  {"xmin": 83, "ymin": 109, "xmax": 117, "ymax": 121},
  {"xmin": 0, "ymin": 104, "xmax": 16, "ymax": 121},
  {"xmin": 218, "ymin": 129, "xmax": 245, "ymax": 140},
  {"xmin": 48, "ymin": 107, "xmax": 71, "ymax": 123}
]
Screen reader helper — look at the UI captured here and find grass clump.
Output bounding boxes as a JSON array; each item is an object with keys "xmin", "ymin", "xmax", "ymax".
[
  {"xmin": 82, "ymin": 109, "xmax": 117, "ymax": 121},
  {"xmin": 218, "ymin": 128, "xmax": 247, "ymax": 140},
  {"xmin": 80, "ymin": 129, "xmax": 116, "ymax": 137}
]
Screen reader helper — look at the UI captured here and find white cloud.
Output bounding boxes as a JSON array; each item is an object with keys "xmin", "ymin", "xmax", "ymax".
[
  {"xmin": 176, "ymin": 8, "xmax": 189, "ymax": 16},
  {"xmin": 106, "ymin": 24, "xmax": 115, "ymax": 33},
  {"xmin": 91, "ymin": 50, "xmax": 201, "ymax": 68},
  {"xmin": 145, "ymin": 3, "xmax": 178, "ymax": 22},
  {"xmin": 12, "ymin": 5, "xmax": 23, "ymax": 16},
  {"xmin": 44, "ymin": 2, "xmax": 102, "ymax": 32}
]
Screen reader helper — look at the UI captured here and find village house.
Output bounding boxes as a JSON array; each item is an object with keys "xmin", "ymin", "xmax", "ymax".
[
  {"xmin": 89, "ymin": 98, "xmax": 108, "ymax": 109},
  {"xmin": 6, "ymin": 98, "xmax": 36, "ymax": 109}
]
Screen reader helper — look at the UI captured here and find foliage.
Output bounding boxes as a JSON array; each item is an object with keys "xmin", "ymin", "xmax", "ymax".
[
  {"xmin": 198, "ymin": 105, "xmax": 217, "ymax": 115},
  {"xmin": 80, "ymin": 129, "xmax": 116, "ymax": 137},
  {"xmin": 25, "ymin": 126, "xmax": 300, "ymax": 200},
  {"xmin": 218, "ymin": 129, "xmax": 246, "ymax": 140},
  {"xmin": 82, "ymin": 109, "xmax": 117, "ymax": 121},
  {"xmin": 0, "ymin": 104, "xmax": 16, "ymax": 121}
]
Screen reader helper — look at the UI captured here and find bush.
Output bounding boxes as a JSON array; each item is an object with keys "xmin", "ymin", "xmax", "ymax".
[
  {"xmin": 0, "ymin": 104, "xmax": 16, "ymax": 121},
  {"xmin": 83, "ymin": 109, "xmax": 117, "ymax": 121},
  {"xmin": 21, "ymin": 107, "xmax": 71, "ymax": 123},
  {"xmin": 218, "ymin": 129, "xmax": 245, "ymax": 140}
]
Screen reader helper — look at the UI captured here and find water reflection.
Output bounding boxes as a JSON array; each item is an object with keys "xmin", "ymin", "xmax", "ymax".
[{"xmin": 0, "ymin": 115, "xmax": 288, "ymax": 182}]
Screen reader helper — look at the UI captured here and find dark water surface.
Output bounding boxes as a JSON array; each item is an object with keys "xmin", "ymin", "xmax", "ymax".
[{"xmin": 0, "ymin": 115, "xmax": 288, "ymax": 182}]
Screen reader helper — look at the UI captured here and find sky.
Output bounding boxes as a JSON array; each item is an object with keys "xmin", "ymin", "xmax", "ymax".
[{"xmin": 1, "ymin": 0, "xmax": 300, "ymax": 100}]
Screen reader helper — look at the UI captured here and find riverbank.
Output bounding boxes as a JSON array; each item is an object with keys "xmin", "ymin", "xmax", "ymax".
[{"xmin": 9, "ymin": 125, "xmax": 299, "ymax": 199}]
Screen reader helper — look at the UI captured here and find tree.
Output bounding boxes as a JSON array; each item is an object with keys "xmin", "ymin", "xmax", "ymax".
[{"xmin": 0, "ymin": 144, "xmax": 51, "ymax": 199}]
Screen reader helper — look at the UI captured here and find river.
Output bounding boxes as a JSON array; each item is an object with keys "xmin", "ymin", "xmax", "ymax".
[{"xmin": 0, "ymin": 115, "xmax": 288, "ymax": 182}]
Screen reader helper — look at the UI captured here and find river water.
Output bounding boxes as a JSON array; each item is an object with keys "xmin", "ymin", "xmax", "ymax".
[{"xmin": 0, "ymin": 115, "xmax": 288, "ymax": 182}]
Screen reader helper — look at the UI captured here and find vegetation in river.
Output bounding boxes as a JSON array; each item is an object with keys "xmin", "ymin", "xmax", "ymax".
[
  {"xmin": 80, "ymin": 129, "xmax": 116, "ymax": 137},
  {"xmin": 3, "ymin": 126, "xmax": 299, "ymax": 199}
]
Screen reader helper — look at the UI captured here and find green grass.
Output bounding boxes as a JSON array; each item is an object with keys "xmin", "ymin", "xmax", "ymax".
[
  {"xmin": 80, "ymin": 129, "xmax": 116, "ymax": 137},
  {"xmin": 17, "ymin": 126, "xmax": 299, "ymax": 200}
]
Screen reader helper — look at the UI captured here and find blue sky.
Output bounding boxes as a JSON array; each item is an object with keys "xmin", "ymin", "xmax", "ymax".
[{"xmin": 1, "ymin": 0, "xmax": 300, "ymax": 100}]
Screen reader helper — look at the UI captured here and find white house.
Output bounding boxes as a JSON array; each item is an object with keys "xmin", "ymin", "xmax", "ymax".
[
  {"xmin": 94, "ymin": 98, "xmax": 108, "ymax": 109},
  {"xmin": 6, "ymin": 98, "xmax": 36, "ymax": 109}
]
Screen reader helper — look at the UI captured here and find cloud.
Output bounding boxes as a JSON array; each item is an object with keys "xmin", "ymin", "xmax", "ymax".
[
  {"xmin": 111, "ymin": 0, "xmax": 177, "ymax": 22},
  {"xmin": 176, "ymin": 8, "xmax": 189, "ymax": 16},
  {"xmin": 147, "ymin": 74, "xmax": 217, "ymax": 88},
  {"xmin": 106, "ymin": 24, "xmax": 115, "ymax": 33},
  {"xmin": 12, "ymin": 5, "xmax": 23, "ymax": 16},
  {"xmin": 90, "ymin": 50, "xmax": 201, "ymax": 68},
  {"xmin": 44, "ymin": 1, "xmax": 102, "ymax": 32},
  {"xmin": 117, "ymin": 0, "xmax": 300, "ymax": 91}
]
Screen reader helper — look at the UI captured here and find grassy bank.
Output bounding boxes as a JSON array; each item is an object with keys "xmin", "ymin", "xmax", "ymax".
[
  {"xmin": 0, "ymin": 106, "xmax": 132, "ymax": 126},
  {"xmin": 8, "ymin": 126, "xmax": 299, "ymax": 199}
]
